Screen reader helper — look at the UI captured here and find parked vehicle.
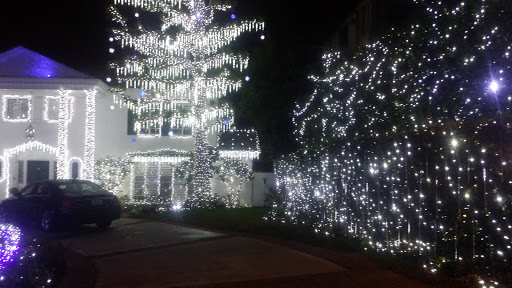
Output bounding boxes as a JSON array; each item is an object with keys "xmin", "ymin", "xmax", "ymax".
[{"xmin": 0, "ymin": 179, "xmax": 121, "ymax": 231}]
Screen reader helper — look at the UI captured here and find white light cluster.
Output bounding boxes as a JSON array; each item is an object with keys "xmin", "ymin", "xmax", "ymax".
[
  {"xmin": 57, "ymin": 89, "xmax": 71, "ymax": 179},
  {"xmin": 219, "ymin": 151, "xmax": 260, "ymax": 160},
  {"xmin": 2, "ymin": 95, "xmax": 31, "ymax": 122},
  {"xmin": 214, "ymin": 158, "xmax": 252, "ymax": 207},
  {"xmin": 217, "ymin": 129, "xmax": 261, "ymax": 160},
  {"xmin": 131, "ymin": 155, "xmax": 188, "ymax": 164},
  {"xmin": 95, "ymin": 156, "xmax": 132, "ymax": 195},
  {"xmin": 83, "ymin": 90, "xmax": 97, "ymax": 180},
  {"xmin": 279, "ymin": 0, "xmax": 512, "ymax": 285},
  {"xmin": 110, "ymin": 0, "xmax": 264, "ymax": 204}
]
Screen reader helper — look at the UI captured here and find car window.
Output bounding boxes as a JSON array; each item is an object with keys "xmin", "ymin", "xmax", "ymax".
[
  {"xmin": 57, "ymin": 182, "xmax": 106, "ymax": 195},
  {"xmin": 19, "ymin": 184, "xmax": 36, "ymax": 196},
  {"xmin": 35, "ymin": 184, "xmax": 49, "ymax": 196}
]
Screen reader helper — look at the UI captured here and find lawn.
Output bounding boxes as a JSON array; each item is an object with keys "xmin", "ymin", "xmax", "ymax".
[{"xmin": 123, "ymin": 205, "xmax": 362, "ymax": 251}]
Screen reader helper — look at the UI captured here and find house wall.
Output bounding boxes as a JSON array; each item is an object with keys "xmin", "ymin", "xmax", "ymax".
[
  {"xmin": 0, "ymin": 83, "xmax": 271, "ymax": 206},
  {"xmin": 0, "ymin": 88, "xmax": 91, "ymax": 197}
]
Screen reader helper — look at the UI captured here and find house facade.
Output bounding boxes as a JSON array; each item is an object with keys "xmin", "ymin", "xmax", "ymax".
[{"xmin": 0, "ymin": 47, "xmax": 271, "ymax": 206}]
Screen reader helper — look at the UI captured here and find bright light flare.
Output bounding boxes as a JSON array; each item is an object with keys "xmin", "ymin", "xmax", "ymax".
[{"xmin": 489, "ymin": 81, "xmax": 499, "ymax": 93}]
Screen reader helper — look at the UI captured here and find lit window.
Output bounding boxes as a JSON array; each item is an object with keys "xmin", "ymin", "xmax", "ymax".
[
  {"xmin": 44, "ymin": 96, "xmax": 74, "ymax": 122},
  {"xmin": 136, "ymin": 108, "xmax": 162, "ymax": 136},
  {"xmin": 2, "ymin": 96, "xmax": 31, "ymax": 122},
  {"xmin": 169, "ymin": 103, "xmax": 192, "ymax": 136},
  {"xmin": 46, "ymin": 97, "xmax": 59, "ymax": 121}
]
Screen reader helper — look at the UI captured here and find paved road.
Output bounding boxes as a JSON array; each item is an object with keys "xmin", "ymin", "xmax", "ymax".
[{"xmin": 35, "ymin": 218, "xmax": 348, "ymax": 287}]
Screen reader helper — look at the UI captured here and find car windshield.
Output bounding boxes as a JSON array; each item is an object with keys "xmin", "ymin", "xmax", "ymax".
[{"xmin": 57, "ymin": 182, "xmax": 107, "ymax": 195}]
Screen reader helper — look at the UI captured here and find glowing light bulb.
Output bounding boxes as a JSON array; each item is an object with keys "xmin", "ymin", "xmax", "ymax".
[{"xmin": 489, "ymin": 81, "xmax": 499, "ymax": 93}]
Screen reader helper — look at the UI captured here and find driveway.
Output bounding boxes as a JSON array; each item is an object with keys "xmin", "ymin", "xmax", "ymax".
[{"xmin": 44, "ymin": 218, "xmax": 347, "ymax": 287}]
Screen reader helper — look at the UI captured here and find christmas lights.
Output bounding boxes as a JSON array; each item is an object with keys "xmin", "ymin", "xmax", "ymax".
[
  {"xmin": 0, "ymin": 224, "xmax": 21, "ymax": 270},
  {"xmin": 57, "ymin": 89, "xmax": 71, "ymax": 179},
  {"xmin": 214, "ymin": 158, "xmax": 253, "ymax": 207},
  {"xmin": 43, "ymin": 96, "xmax": 74, "ymax": 123},
  {"xmin": 2, "ymin": 95, "xmax": 31, "ymax": 122},
  {"xmin": 95, "ymin": 156, "xmax": 132, "ymax": 195},
  {"xmin": 83, "ymin": 90, "xmax": 96, "ymax": 180},
  {"xmin": 109, "ymin": 0, "xmax": 263, "ymax": 205},
  {"xmin": 3, "ymin": 141, "xmax": 58, "ymax": 197},
  {"xmin": 277, "ymin": 0, "xmax": 512, "ymax": 285}
]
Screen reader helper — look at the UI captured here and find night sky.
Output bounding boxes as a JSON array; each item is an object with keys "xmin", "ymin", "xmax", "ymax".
[{"xmin": 0, "ymin": 0, "xmax": 351, "ymax": 79}]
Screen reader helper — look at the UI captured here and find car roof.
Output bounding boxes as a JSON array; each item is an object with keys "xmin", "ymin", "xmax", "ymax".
[{"xmin": 35, "ymin": 179, "xmax": 94, "ymax": 185}]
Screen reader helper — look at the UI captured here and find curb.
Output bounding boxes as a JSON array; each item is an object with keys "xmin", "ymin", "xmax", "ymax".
[{"xmin": 57, "ymin": 248, "xmax": 96, "ymax": 288}]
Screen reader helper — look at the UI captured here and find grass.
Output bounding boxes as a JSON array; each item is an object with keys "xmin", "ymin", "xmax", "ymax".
[{"xmin": 124, "ymin": 205, "xmax": 362, "ymax": 251}]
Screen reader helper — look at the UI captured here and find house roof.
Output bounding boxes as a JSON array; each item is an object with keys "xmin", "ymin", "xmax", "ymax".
[
  {"xmin": 218, "ymin": 130, "xmax": 259, "ymax": 151},
  {"xmin": 0, "ymin": 46, "xmax": 94, "ymax": 79}
]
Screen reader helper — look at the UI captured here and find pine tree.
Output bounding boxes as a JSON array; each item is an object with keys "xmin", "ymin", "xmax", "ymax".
[{"xmin": 109, "ymin": 0, "xmax": 263, "ymax": 206}]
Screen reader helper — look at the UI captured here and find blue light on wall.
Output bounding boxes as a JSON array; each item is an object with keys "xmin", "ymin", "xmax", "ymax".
[{"xmin": 231, "ymin": 14, "xmax": 236, "ymax": 20}]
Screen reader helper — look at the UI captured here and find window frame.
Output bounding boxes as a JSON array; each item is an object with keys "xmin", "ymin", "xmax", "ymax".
[
  {"xmin": 44, "ymin": 96, "xmax": 74, "ymax": 123},
  {"xmin": 2, "ymin": 95, "xmax": 32, "ymax": 122}
]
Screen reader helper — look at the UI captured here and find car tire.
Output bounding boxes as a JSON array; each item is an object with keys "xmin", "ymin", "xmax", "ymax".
[
  {"xmin": 96, "ymin": 219, "xmax": 112, "ymax": 228},
  {"xmin": 41, "ymin": 210, "xmax": 56, "ymax": 232}
]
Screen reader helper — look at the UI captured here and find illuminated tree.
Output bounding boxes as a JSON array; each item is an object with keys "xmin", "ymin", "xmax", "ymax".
[
  {"xmin": 214, "ymin": 158, "xmax": 253, "ymax": 207},
  {"xmin": 109, "ymin": 0, "xmax": 264, "ymax": 206},
  {"xmin": 95, "ymin": 156, "xmax": 132, "ymax": 195},
  {"xmin": 279, "ymin": 0, "xmax": 512, "ymax": 285}
]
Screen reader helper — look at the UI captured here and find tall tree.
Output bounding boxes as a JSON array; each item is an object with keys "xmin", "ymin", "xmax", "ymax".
[{"xmin": 109, "ymin": 0, "xmax": 263, "ymax": 206}]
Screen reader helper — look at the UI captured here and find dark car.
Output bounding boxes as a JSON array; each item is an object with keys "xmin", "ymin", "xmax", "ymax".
[{"xmin": 0, "ymin": 179, "xmax": 121, "ymax": 231}]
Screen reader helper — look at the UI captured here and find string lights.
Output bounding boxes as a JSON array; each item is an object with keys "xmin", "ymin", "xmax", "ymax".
[
  {"xmin": 217, "ymin": 129, "xmax": 260, "ymax": 160},
  {"xmin": 214, "ymin": 158, "xmax": 253, "ymax": 207},
  {"xmin": 0, "ymin": 224, "xmax": 21, "ymax": 270},
  {"xmin": 277, "ymin": 0, "xmax": 512, "ymax": 285},
  {"xmin": 2, "ymin": 95, "xmax": 31, "ymax": 122},
  {"xmin": 57, "ymin": 89, "xmax": 71, "ymax": 179},
  {"xmin": 83, "ymin": 90, "xmax": 97, "ymax": 180},
  {"xmin": 109, "ymin": 0, "xmax": 264, "ymax": 206},
  {"xmin": 95, "ymin": 156, "xmax": 132, "ymax": 195},
  {"xmin": 3, "ymin": 141, "xmax": 58, "ymax": 198}
]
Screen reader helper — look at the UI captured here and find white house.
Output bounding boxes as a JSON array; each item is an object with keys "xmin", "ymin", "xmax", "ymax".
[{"xmin": 0, "ymin": 47, "xmax": 272, "ymax": 206}]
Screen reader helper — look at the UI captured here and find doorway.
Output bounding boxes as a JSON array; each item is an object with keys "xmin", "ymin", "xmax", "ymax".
[{"xmin": 27, "ymin": 161, "xmax": 50, "ymax": 184}]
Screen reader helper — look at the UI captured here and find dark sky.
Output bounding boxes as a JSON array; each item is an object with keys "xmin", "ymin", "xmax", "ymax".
[{"xmin": 0, "ymin": 0, "xmax": 350, "ymax": 79}]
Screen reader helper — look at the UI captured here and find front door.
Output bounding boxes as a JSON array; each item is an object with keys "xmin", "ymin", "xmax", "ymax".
[{"xmin": 27, "ymin": 161, "xmax": 50, "ymax": 185}]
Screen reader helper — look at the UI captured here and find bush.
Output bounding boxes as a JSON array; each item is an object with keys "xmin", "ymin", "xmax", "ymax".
[{"xmin": 0, "ymin": 235, "xmax": 66, "ymax": 288}]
